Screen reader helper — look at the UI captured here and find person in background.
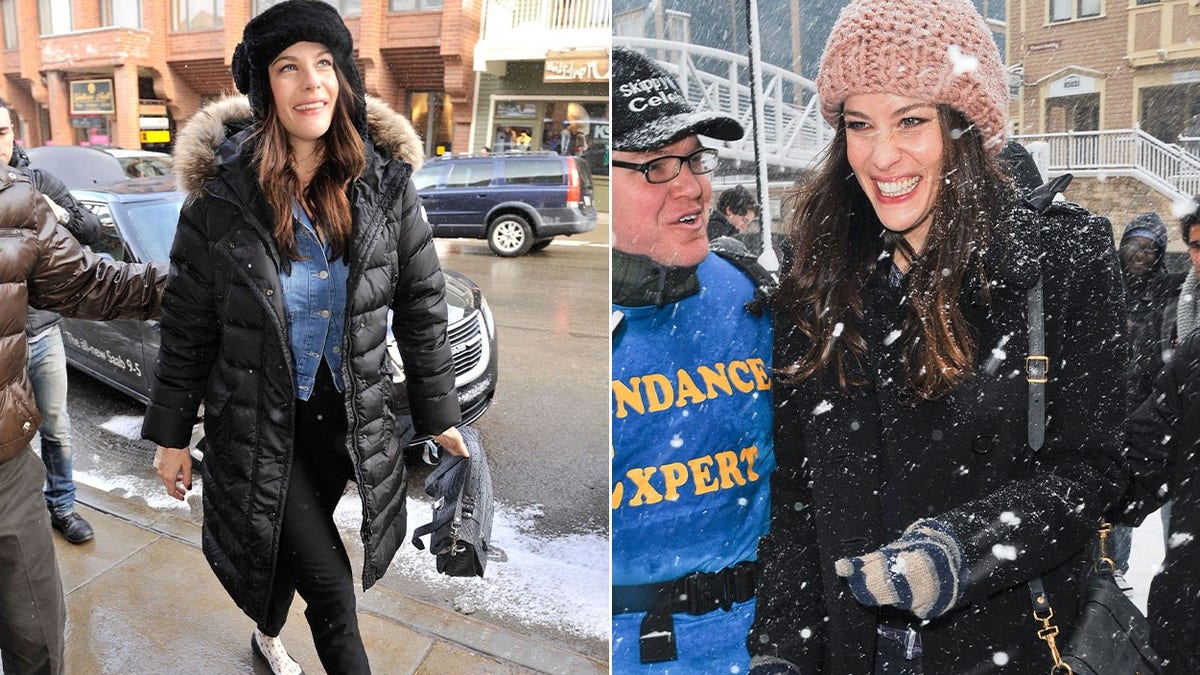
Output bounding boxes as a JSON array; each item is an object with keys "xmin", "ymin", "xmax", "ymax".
[
  {"xmin": 0, "ymin": 106, "xmax": 105, "ymax": 546},
  {"xmin": 0, "ymin": 156, "xmax": 165, "ymax": 675},
  {"xmin": 142, "ymin": 2, "xmax": 466, "ymax": 673},
  {"xmin": 1177, "ymin": 201, "xmax": 1200, "ymax": 345},
  {"xmin": 748, "ymin": 0, "xmax": 1125, "ymax": 671},
  {"xmin": 610, "ymin": 46, "xmax": 775, "ymax": 673},
  {"xmin": 1109, "ymin": 211, "xmax": 1184, "ymax": 573},
  {"xmin": 1121, "ymin": 330, "xmax": 1200, "ymax": 675},
  {"xmin": 706, "ymin": 184, "xmax": 760, "ymax": 245}
]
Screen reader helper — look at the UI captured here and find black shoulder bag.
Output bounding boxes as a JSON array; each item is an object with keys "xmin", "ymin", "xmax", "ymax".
[
  {"xmin": 411, "ymin": 425, "xmax": 495, "ymax": 577},
  {"xmin": 1021, "ymin": 180, "xmax": 1163, "ymax": 674}
]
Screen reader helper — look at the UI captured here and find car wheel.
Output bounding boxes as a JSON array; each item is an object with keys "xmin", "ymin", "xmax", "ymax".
[
  {"xmin": 487, "ymin": 215, "xmax": 534, "ymax": 257},
  {"xmin": 530, "ymin": 237, "xmax": 553, "ymax": 252}
]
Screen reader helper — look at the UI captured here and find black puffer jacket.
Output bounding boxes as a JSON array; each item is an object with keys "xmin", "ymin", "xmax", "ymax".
[
  {"xmin": 750, "ymin": 200, "xmax": 1127, "ymax": 673},
  {"xmin": 141, "ymin": 95, "xmax": 461, "ymax": 623},
  {"xmin": 9, "ymin": 143, "xmax": 104, "ymax": 337},
  {"xmin": 1124, "ymin": 331, "xmax": 1200, "ymax": 675}
]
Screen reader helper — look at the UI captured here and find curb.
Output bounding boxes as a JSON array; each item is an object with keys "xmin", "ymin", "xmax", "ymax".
[{"xmin": 73, "ymin": 483, "xmax": 607, "ymax": 675}]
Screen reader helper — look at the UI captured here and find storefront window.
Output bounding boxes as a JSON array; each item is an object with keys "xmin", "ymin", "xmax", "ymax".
[
  {"xmin": 410, "ymin": 91, "xmax": 454, "ymax": 158},
  {"xmin": 73, "ymin": 116, "xmax": 111, "ymax": 146},
  {"xmin": 490, "ymin": 98, "xmax": 609, "ymax": 176},
  {"xmin": 172, "ymin": 0, "xmax": 222, "ymax": 31}
]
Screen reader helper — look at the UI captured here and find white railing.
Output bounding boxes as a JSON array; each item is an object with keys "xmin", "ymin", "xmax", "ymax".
[
  {"xmin": 614, "ymin": 36, "xmax": 833, "ymax": 171},
  {"xmin": 484, "ymin": 0, "xmax": 610, "ymax": 36},
  {"xmin": 1013, "ymin": 128, "xmax": 1200, "ymax": 201}
]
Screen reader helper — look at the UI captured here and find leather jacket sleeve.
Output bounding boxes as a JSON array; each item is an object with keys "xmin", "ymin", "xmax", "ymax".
[
  {"xmin": 26, "ymin": 181, "xmax": 166, "ymax": 321},
  {"xmin": 389, "ymin": 178, "xmax": 461, "ymax": 436}
]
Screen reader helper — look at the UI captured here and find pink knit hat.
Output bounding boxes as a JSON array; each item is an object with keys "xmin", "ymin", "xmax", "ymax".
[{"xmin": 816, "ymin": 0, "xmax": 1008, "ymax": 153}]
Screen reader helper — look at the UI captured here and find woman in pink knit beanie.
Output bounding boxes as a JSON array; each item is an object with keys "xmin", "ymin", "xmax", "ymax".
[{"xmin": 747, "ymin": 0, "xmax": 1128, "ymax": 672}]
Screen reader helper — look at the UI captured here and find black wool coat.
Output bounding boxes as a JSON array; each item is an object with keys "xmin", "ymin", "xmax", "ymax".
[
  {"xmin": 749, "ymin": 201, "xmax": 1128, "ymax": 674},
  {"xmin": 1123, "ymin": 331, "xmax": 1200, "ymax": 675},
  {"xmin": 141, "ymin": 96, "xmax": 460, "ymax": 624}
]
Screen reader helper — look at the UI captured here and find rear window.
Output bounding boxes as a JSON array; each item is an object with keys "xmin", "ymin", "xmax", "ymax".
[
  {"xmin": 412, "ymin": 165, "xmax": 443, "ymax": 191},
  {"xmin": 445, "ymin": 161, "xmax": 495, "ymax": 188},
  {"xmin": 503, "ymin": 159, "xmax": 563, "ymax": 185}
]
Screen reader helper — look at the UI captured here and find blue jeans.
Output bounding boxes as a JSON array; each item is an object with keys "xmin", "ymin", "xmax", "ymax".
[{"xmin": 28, "ymin": 326, "xmax": 75, "ymax": 516}]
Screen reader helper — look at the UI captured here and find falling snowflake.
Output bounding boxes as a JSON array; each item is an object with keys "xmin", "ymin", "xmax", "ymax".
[
  {"xmin": 670, "ymin": 435, "xmax": 683, "ymax": 448},
  {"xmin": 1168, "ymin": 532, "xmax": 1194, "ymax": 549},
  {"xmin": 813, "ymin": 400, "xmax": 834, "ymax": 415},
  {"xmin": 993, "ymin": 652, "xmax": 1010, "ymax": 666},
  {"xmin": 992, "ymin": 543, "xmax": 1018, "ymax": 561},
  {"xmin": 1000, "ymin": 511, "xmax": 1021, "ymax": 527}
]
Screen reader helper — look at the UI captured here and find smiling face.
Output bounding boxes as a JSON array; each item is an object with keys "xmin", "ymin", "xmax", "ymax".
[
  {"xmin": 268, "ymin": 41, "xmax": 339, "ymax": 152},
  {"xmin": 843, "ymin": 93, "xmax": 945, "ymax": 256},
  {"xmin": 611, "ymin": 135, "xmax": 713, "ymax": 267}
]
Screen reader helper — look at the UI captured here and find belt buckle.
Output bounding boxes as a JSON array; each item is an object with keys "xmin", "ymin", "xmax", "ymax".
[{"xmin": 683, "ymin": 572, "xmax": 709, "ymax": 615}]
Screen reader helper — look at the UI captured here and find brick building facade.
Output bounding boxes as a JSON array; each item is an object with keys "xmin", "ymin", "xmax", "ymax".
[{"xmin": 0, "ymin": 0, "xmax": 481, "ymax": 157}]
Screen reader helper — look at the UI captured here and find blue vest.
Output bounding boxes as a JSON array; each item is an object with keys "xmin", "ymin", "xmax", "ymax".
[{"xmin": 611, "ymin": 253, "xmax": 775, "ymax": 673}]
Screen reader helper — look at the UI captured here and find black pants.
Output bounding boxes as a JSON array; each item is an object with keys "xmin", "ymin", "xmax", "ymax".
[
  {"xmin": 260, "ymin": 363, "xmax": 370, "ymax": 674},
  {"xmin": 0, "ymin": 447, "xmax": 66, "ymax": 675}
]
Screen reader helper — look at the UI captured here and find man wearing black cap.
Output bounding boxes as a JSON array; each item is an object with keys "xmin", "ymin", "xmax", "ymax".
[{"xmin": 610, "ymin": 46, "xmax": 775, "ymax": 672}]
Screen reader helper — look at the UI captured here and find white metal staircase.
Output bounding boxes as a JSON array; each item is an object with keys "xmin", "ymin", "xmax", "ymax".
[
  {"xmin": 614, "ymin": 36, "xmax": 832, "ymax": 171},
  {"xmin": 1000, "ymin": 128, "xmax": 1200, "ymax": 202}
]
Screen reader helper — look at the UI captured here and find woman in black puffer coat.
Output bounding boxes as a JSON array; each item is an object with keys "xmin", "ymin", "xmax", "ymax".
[{"xmin": 141, "ymin": 2, "xmax": 464, "ymax": 673}]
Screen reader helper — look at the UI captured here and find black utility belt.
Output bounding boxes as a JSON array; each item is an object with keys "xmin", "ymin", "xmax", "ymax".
[{"xmin": 613, "ymin": 561, "xmax": 757, "ymax": 664}]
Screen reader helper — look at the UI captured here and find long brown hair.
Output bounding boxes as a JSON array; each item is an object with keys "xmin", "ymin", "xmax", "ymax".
[
  {"xmin": 775, "ymin": 105, "xmax": 1016, "ymax": 400},
  {"xmin": 250, "ymin": 64, "xmax": 365, "ymax": 261}
]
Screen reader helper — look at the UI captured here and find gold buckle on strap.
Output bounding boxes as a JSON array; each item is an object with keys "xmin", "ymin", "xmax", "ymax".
[{"xmin": 1026, "ymin": 355, "xmax": 1049, "ymax": 384}]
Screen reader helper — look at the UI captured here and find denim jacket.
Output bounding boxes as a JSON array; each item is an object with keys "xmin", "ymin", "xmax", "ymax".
[{"xmin": 281, "ymin": 200, "xmax": 349, "ymax": 400}]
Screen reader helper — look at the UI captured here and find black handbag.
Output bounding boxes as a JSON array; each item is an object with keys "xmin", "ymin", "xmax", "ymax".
[
  {"xmin": 1029, "ymin": 524, "xmax": 1163, "ymax": 675},
  {"xmin": 410, "ymin": 425, "xmax": 494, "ymax": 577},
  {"xmin": 1020, "ymin": 215, "xmax": 1161, "ymax": 674}
]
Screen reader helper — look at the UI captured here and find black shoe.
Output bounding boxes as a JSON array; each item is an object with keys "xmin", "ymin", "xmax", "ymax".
[{"xmin": 50, "ymin": 511, "xmax": 95, "ymax": 544}]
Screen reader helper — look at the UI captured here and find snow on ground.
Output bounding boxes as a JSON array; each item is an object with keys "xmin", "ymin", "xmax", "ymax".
[{"xmin": 334, "ymin": 494, "xmax": 609, "ymax": 642}]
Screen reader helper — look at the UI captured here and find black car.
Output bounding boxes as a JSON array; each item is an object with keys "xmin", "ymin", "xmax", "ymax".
[
  {"xmin": 51, "ymin": 175, "xmax": 498, "ymax": 455},
  {"xmin": 413, "ymin": 151, "xmax": 598, "ymax": 257}
]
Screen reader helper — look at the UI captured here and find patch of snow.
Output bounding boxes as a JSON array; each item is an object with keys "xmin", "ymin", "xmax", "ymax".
[{"xmin": 336, "ymin": 495, "xmax": 608, "ymax": 641}]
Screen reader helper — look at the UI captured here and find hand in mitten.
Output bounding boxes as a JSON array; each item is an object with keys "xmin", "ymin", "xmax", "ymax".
[{"xmin": 834, "ymin": 518, "xmax": 966, "ymax": 619}]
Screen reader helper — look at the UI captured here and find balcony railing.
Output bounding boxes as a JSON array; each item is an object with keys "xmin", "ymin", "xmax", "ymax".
[
  {"xmin": 1013, "ymin": 128, "xmax": 1200, "ymax": 201},
  {"xmin": 484, "ymin": 0, "xmax": 609, "ymax": 36}
]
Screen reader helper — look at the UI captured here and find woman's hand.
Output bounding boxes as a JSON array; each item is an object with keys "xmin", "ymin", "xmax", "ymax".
[
  {"xmin": 433, "ymin": 426, "xmax": 469, "ymax": 458},
  {"xmin": 153, "ymin": 446, "xmax": 193, "ymax": 500}
]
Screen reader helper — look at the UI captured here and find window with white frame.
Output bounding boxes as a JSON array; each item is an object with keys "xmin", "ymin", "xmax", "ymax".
[
  {"xmin": 391, "ymin": 0, "xmax": 443, "ymax": 9},
  {"xmin": 101, "ymin": 0, "xmax": 141, "ymax": 28},
  {"xmin": 255, "ymin": 0, "xmax": 359, "ymax": 15},
  {"xmin": 172, "ymin": 0, "xmax": 223, "ymax": 31},
  {"xmin": 37, "ymin": 0, "xmax": 72, "ymax": 34},
  {"xmin": 2, "ymin": 0, "xmax": 17, "ymax": 48},
  {"xmin": 1050, "ymin": 0, "xmax": 1100, "ymax": 22}
]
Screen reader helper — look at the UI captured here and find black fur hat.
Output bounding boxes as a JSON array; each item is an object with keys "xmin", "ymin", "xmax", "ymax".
[{"xmin": 230, "ymin": 0, "xmax": 367, "ymax": 137}]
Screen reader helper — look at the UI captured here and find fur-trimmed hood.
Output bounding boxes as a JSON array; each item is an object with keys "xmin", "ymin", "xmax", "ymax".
[{"xmin": 172, "ymin": 94, "xmax": 424, "ymax": 200}]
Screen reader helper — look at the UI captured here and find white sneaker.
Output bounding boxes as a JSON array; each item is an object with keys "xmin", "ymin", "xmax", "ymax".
[{"xmin": 252, "ymin": 629, "xmax": 305, "ymax": 675}]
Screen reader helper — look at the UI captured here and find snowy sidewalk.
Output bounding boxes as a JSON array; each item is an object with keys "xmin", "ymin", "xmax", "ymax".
[{"xmin": 49, "ymin": 482, "xmax": 607, "ymax": 675}]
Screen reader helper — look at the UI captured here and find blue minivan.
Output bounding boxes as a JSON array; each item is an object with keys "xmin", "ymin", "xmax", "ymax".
[{"xmin": 413, "ymin": 152, "xmax": 598, "ymax": 257}]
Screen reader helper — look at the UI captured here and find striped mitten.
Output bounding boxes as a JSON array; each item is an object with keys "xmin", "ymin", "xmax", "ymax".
[{"xmin": 834, "ymin": 518, "xmax": 966, "ymax": 619}]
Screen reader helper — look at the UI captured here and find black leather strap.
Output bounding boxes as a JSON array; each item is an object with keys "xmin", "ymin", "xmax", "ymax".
[
  {"xmin": 1027, "ymin": 279, "xmax": 1047, "ymax": 452},
  {"xmin": 613, "ymin": 561, "xmax": 758, "ymax": 616}
]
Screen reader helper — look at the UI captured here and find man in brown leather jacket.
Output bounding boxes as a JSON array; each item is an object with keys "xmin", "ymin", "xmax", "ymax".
[{"xmin": 0, "ymin": 167, "xmax": 166, "ymax": 674}]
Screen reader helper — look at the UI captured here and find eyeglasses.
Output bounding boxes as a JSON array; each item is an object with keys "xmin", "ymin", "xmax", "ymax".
[{"xmin": 612, "ymin": 147, "xmax": 720, "ymax": 184}]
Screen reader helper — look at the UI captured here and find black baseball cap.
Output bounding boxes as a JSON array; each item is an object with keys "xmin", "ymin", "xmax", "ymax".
[{"xmin": 612, "ymin": 47, "xmax": 743, "ymax": 152}]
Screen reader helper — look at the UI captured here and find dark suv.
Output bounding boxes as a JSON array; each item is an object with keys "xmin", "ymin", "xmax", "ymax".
[{"xmin": 414, "ymin": 152, "xmax": 598, "ymax": 257}]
